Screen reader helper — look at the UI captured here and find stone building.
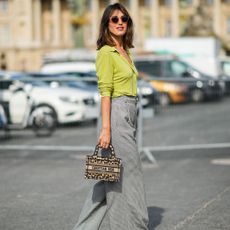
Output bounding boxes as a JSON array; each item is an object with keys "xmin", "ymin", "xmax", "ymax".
[
  {"xmin": 84, "ymin": 0, "xmax": 230, "ymax": 51},
  {"xmin": 0, "ymin": 0, "xmax": 72, "ymax": 71},
  {"xmin": 1, "ymin": 0, "xmax": 230, "ymax": 71}
]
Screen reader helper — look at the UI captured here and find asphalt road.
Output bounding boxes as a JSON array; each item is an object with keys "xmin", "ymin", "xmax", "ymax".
[{"xmin": 0, "ymin": 97, "xmax": 230, "ymax": 230}]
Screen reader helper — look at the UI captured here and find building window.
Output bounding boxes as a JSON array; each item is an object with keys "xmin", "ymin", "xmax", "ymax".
[
  {"xmin": 0, "ymin": 53, "xmax": 7, "ymax": 70},
  {"xmin": 47, "ymin": 0, "xmax": 52, "ymax": 11},
  {"xmin": 42, "ymin": 0, "xmax": 52, "ymax": 11},
  {"xmin": 85, "ymin": 0, "xmax": 91, "ymax": 10},
  {"xmin": 159, "ymin": 0, "xmax": 171, "ymax": 6},
  {"xmin": 119, "ymin": 0, "xmax": 129, "ymax": 8},
  {"xmin": 222, "ymin": 61, "xmax": 230, "ymax": 75},
  {"xmin": 99, "ymin": 0, "xmax": 109, "ymax": 8},
  {"xmin": 165, "ymin": 20, "xmax": 172, "ymax": 37},
  {"xmin": 144, "ymin": 0, "xmax": 151, "ymax": 6},
  {"xmin": 0, "ymin": 25, "xmax": 10, "ymax": 45},
  {"xmin": 180, "ymin": 0, "xmax": 193, "ymax": 7},
  {"xmin": 0, "ymin": 0, "xmax": 8, "ymax": 11},
  {"xmin": 227, "ymin": 17, "xmax": 230, "ymax": 35},
  {"xmin": 206, "ymin": 0, "xmax": 213, "ymax": 5},
  {"xmin": 164, "ymin": 0, "xmax": 172, "ymax": 6}
]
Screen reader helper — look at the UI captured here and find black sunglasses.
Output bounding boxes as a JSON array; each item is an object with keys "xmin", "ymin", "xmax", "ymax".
[{"xmin": 110, "ymin": 15, "xmax": 129, "ymax": 24}]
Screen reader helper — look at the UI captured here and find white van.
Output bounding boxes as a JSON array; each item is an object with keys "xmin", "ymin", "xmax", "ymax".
[{"xmin": 144, "ymin": 37, "xmax": 221, "ymax": 78}]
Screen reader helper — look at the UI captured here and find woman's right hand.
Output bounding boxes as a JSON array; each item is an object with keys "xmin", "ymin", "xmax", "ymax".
[{"xmin": 99, "ymin": 128, "xmax": 110, "ymax": 149}]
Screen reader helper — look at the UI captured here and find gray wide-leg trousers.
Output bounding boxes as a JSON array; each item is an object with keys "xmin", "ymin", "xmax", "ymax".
[{"xmin": 72, "ymin": 96, "xmax": 149, "ymax": 230}]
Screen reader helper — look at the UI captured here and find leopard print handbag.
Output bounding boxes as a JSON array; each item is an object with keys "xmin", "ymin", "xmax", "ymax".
[{"xmin": 85, "ymin": 144, "xmax": 122, "ymax": 182}]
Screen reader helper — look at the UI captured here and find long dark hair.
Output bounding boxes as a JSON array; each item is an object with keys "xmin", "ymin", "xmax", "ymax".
[{"xmin": 96, "ymin": 3, "xmax": 134, "ymax": 50}]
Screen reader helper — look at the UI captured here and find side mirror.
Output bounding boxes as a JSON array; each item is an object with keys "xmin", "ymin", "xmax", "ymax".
[
  {"xmin": 9, "ymin": 81, "xmax": 24, "ymax": 92},
  {"xmin": 182, "ymin": 71, "xmax": 191, "ymax": 78}
]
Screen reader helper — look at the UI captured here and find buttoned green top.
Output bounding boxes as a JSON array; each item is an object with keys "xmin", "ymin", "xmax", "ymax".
[{"xmin": 96, "ymin": 45, "xmax": 138, "ymax": 97}]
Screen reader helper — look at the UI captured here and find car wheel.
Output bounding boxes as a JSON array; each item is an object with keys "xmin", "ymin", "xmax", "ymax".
[
  {"xmin": 31, "ymin": 105, "xmax": 57, "ymax": 137},
  {"xmin": 191, "ymin": 89, "xmax": 204, "ymax": 102},
  {"xmin": 158, "ymin": 93, "xmax": 170, "ymax": 106}
]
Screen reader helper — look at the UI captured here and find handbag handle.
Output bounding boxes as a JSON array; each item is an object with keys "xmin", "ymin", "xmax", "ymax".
[{"xmin": 93, "ymin": 144, "xmax": 116, "ymax": 158}]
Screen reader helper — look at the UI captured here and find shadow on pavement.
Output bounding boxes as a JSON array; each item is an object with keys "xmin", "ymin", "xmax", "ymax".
[{"xmin": 147, "ymin": 206, "xmax": 164, "ymax": 230}]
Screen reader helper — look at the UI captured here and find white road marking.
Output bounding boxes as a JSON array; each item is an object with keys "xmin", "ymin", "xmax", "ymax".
[
  {"xmin": 146, "ymin": 142, "xmax": 230, "ymax": 151},
  {"xmin": 0, "ymin": 142, "xmax": 230, "ymax": 151},
  {"xmin": 211, "ymin": 159, "xmax": 230, "ymax": 166},
  {"xmin": 0, "ymin": 145, "xmax": 95, "ymax": 151}
]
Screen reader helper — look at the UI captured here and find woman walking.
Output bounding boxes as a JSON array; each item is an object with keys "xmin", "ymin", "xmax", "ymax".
[{"xmin": 72, "ymin": 3, "xmax": 149, "ymax": 230}]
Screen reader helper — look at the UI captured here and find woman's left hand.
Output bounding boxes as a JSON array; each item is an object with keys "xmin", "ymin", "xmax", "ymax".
[{"xmin": 99, "ymin": 127, "xmax": 111, "ymax": 149}]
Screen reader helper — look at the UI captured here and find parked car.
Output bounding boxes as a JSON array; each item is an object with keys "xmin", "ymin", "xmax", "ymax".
[
  {"xmin": 29, "ymin": 77, "xmax": 100, "ymax": 106},
  {"xmin": 31, "ymin": 70, "xmax": 159, "ymax": 110},
  {"xmin": 0, "ymin": 76, "xmax": 99, "ymax": 125},
  {"xmin": 0, "ymin": 79, "xmax": 56, "ymax": 136},
  {"xmin": 40, "ymin": 58, "xmax": 160, "ymax": 108},
  {"xmin": 27, "ymin": 71, "xmax": 98, "ymax": 91},
  {"xmin": 134, "ymin": 55, "xmax": 223, "ymax": 104}
]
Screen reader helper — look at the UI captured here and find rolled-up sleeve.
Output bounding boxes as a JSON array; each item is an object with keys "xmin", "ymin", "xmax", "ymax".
[{"xmin": 96, "ymin": 49, "xmax": 113, "ymax": 97}]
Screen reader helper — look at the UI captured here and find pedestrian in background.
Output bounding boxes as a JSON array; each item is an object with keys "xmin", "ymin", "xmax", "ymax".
[{"xmin": 72, "ymin": 3, "xmax": 149, "ymax": 230}]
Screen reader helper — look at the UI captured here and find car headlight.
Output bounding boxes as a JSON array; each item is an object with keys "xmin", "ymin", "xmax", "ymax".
[
  {"xmin": 139, "ymin": 86, "xmax": 153, "ymax": 95},
  {"xmin": 208, "ymin": 80, "xmax": 215, "ymax": 86},
  {"xmin": 59, "ymin": 96, "xmax": 79, "ymax": 104},
  {"xmin": 218, "ymin": 80, "xmax": 225, "ymax": 89},
  {"xmin": 196, "ymin": 81, "xmax": 203, "ymax": 88},
  {"xmin": 83, "ymin": 98, "xmax": 96, "ymax": 106},
  {"xmin": 93, "ymin": 93, "xmax": 100, "ymax": 103}
]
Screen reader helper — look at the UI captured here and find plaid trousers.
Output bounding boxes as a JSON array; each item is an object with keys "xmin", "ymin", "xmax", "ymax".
[{"xmin": 72, "ymin": 96, "xmax": 149, "ymax": 230}]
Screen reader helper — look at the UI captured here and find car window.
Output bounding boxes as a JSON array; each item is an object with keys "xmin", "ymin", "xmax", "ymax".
[
  {"xmin": 0, "ymin": 80, "xmax": 13, "ymax": 90},
  {"xmin": 61, "ymin": 72, "xmax": 82, "ymax": 77},
  {"xmin": 135, "ymin": 61, "xmax": 161, "ymax": 77},
  {"xmin": 23, "ymin": 80, "xmax": 50, "ymax": 87},
  {"xmin": 164, "ymin": 61, "xmax": 188, "ymax": 77},
  {"xmin": 221, "ymin": 61, "xmax": 230, "ymax": 76}
]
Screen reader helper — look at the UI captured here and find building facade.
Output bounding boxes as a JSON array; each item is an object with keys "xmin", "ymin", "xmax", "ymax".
[
  {"xmin": 84, "ymin": 0, "xmax": 230, "ymax": 51},
  {"xmin": 0, "ymin": 0, "xmax": 72, "ymax": 71},
  {"xmin": 1, "ymin": 0, "xmax": 230, "ymax": 71}
]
